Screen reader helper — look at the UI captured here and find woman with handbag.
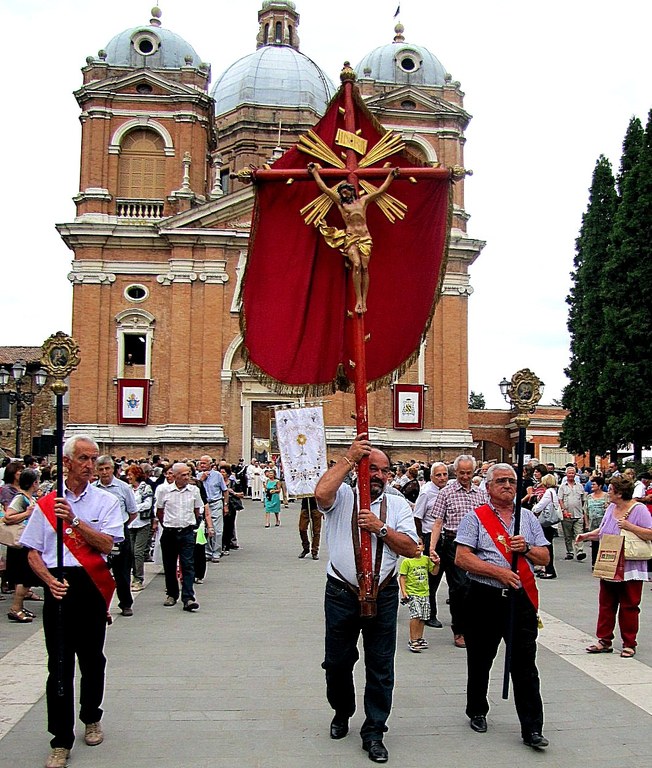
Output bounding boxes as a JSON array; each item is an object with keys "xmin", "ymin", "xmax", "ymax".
[
  {"xmin": 126, "ymin": 464, "xmax": 154, "ymax": 592},
  {"xmin": 577, "ymin": 475, "xmax": 652, "ymax": 657},
  {"xmin": 583, "ymin": 476, "xmax": 609, "ymax": 566},
  {"xmin": 532, "ymin": 473, "xmax": 561, "ymax": 579},
  {"xmin": 4, "ymin": 469, "xmax": 43, "ymax": 622}
]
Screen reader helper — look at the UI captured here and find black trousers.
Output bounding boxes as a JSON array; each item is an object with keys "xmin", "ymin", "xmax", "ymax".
[
  {"xmin": 322, "ymin": 576, "xmax": 399, "ymax": 742},
  {"xmin": 222, "ymin": 509, "xmax": 236, "ymax": 552},
  {"xmin": 43, "ymin": 567, "xmax": 108, "ymax": 749},
  {"xmin": 109, "ymin": 523, "xmax": 133, "ymax": 609},
  {"xmin": 421, "ymin": 532, "xmax": 444, "ymax": 619},
  {"xmin": 439, "ymin": 536, "xmax": 469, "ymax": 635},
  {"xmin": 465, "ymin": 581, "xmax": 544, "ymax": 737}
]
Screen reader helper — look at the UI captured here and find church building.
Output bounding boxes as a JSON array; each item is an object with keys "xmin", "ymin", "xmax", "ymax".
[{"xmin": 58, "ymin": 1, "xmax": 487, "ymax": 462}]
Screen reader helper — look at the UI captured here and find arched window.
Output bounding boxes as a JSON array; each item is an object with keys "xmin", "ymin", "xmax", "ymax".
[
  {"xmin": 264, "ymin": 23, "xmax": 269, "ymax": 44},
  {"xmin": 275, "ymin": 21, "xmax": 282, "ymax": 43},
  {"xmin": 288, "ymin": 25, "xmax": 293, "ymax": 46},
  {"xmin": 117, "ymin": 129, "xmax": 166, "ymax": 201}
]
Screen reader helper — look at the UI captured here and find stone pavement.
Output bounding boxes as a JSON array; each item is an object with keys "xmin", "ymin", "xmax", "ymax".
[{"xmin": 1, "ymin": 498, "xmax": 651, "ymax": 768}]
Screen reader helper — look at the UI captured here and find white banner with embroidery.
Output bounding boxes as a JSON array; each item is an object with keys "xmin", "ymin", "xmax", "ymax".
[
  {"xmin": 121, "ymin": 385, "xmax": 145, "ymax": 419},
  {"xmin": 275, "ymin": 406, "xmax": 327, "ymax": 497}
]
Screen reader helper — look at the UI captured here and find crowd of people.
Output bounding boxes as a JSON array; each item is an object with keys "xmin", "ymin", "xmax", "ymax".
[{"xmin": 1, "ymin": 444, "xmax": 651, "ymax": 767}]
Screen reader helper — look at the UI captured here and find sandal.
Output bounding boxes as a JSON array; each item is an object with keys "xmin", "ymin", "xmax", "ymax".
[
  {"xmin": 23, "ymin": 608, "xmax": 36, "ymax": 619},
  {"xmin": 8, "ymin": 609, "xmax": 34, "ymax": 623},
  {"xmin": 620, "ymin": 647, "xmax": 636, "ymax": 658},
  {"xmin": 24, "ymin": 590, "xmax": 43, "ymax": 601},
  {"xmin": 586, "ymin": 641, "xmax": 613, "ymax": 654}
]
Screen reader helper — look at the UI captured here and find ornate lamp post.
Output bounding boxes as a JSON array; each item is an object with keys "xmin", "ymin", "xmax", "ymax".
[
  {"xmin": 498, "ymin": 368, "xmax": 544, "ymax": 699},
  {"xmin": 0, "ymin": 360, "xmax": 48, "ymax": 457}
]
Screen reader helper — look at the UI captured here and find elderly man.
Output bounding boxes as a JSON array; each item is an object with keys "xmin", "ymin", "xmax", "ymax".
[
  {"xmin": 197, "ymin": 455, "xmax": 228, "ymax": 562},
  {"xmin": 157, "ymin": 462, "xmax": 204, "ymax": 612},
  {"xmin": 430, "ymin": 455, "xmax": 488, "ymax": 647},
  {"xmin": 315, "ymin": 435, "xmax": 419, "ymax": 764},
  {"xmin": 413, "ymin": 462, "xmax": 449, "ymax": 628},
  {"xmin": 93, "ymin": 456, "xmax": 137, "ymax": 616},
  {"xmin": 455, "ymin": 462, "xmax": 549, "ymax": 748},
  {"xmin": 558, "ymin": 465, "xmax": 586, "ymax": 560},
  {"xmin": 20, "ymin": 435, "xmax": 124, "ymax": 768}
]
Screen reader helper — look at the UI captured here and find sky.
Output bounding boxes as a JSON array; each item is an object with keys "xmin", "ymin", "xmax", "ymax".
[{"xmin": 1, "ymin": 0, "xmax": 649, "ymax": 408}]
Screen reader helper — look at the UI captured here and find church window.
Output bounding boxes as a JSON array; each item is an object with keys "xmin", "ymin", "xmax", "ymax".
[
  {"xmin": 288, "ymin": 25, "xmax": 293, "ymax": 46},
  {"xmin": 396, "ymin": 50, "xmax": 422, "ymax": 74},
  {"xmin": 115, "ymin": 309, "xmax": 155, "ymax": 379},
  {"xmin": 123, "ymin": 335, "xmax": 147, "ymax": 367},
  {"xmin": 401, "ymin": 100, "xmax": 417, "ymax": 110},
  {"xmin": 132, "ymin": 31, "xmax": 160, "ymax": 57},
  {"xmin": 220, "ymin": 169, "xmax": 230, "ymax": 195},
  {"xmin": 275, "ymin": 21, "xmax": 282, "ymax": 43},
  {"xmin": 117, "ymin": 129, "xmax": 166, "ymax": 205},
  {"xmin": 124, "ymin": 284, "xmax": 149, "ymax": 302},
  {"xmin": 136, "ymin": 83, "xmax": 153, "ymax": 94},
  {"xmin": 264, "ymin": 23, "xmax": 269, "ymax": 44}
]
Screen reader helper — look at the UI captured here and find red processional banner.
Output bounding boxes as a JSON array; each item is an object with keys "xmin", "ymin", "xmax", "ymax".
[{"xmin": 240, "ymin": 84, "xmax": 452, "ymax": 395}]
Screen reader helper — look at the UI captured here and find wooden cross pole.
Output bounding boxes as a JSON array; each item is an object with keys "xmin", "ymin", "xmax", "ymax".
[{"xmin": 239, "ymin": 64, "xmax": 455, "ymax": 615}]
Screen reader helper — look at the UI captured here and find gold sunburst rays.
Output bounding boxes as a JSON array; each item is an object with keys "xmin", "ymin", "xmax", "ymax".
[
  {"xmin": 359, "ymin": 180, "xmax": 407, "ymax": 223},
  {"xmin": 296, "ymin": 131, "xmax": 346, "ymax": 169},
  {"xmin": 358, "ymin": 130, "xmax": 405, "ymax": 168},
  {"xmin": 300, "ymin": 193, "xmax": 334, "ymax": 226}
]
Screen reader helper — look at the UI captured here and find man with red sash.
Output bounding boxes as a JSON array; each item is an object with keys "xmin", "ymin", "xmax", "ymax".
[
  {"xmin": 454, "ymin": 463, "xmax": 550, "ymax": 750},
  {"xmin": 20, "ymin": 435, "xmax": 124, "ymax": 768}
]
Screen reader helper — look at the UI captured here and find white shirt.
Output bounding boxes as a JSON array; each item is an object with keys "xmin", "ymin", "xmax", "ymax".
[
  {"xmin": 320, "ymin": 484, "xmax": 418, "ymax": 586},
  {"xmin": 413, "ymin": 481, "xmax": 441, "ymax": 534},
  {"xmin": 19, "ymin": 483, "xmax": 124, "ymax": 567},
  {"xmin": 160, "ymin": 483, "xmax": 203, "ymax": 528}
]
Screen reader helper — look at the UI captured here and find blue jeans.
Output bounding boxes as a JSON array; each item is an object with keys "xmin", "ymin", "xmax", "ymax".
[
  {"xmin": 322, "ymin": 576, "xmax": 398, "ymax": 742},
  {"xmin": 160, "ymin": 526, "xmax": 196, "ymax": 603}
]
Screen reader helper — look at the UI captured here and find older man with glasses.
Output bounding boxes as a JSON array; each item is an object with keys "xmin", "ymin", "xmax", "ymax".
[{"xmin": 455, "ymin": 463, "xmax": 550, "ymax": 749}]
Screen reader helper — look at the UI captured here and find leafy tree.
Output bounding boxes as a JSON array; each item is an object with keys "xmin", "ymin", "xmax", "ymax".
[
  {"xmin": 600, "ymin": 110, "xmax": 652, "ymax": 461},
  {"xmin": 468, "ymin": 391, "xmax": 486, "ymax": 409},
  {"xmin": 561, "ymin": 156, "xmax": 618, "ymax": 455}
]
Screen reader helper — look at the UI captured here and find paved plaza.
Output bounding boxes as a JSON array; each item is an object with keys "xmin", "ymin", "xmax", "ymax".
[{"xmin": 1, "ymin": 498, "xmax": 651, "ymax": 768}]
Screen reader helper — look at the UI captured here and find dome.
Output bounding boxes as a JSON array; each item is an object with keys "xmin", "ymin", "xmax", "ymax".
[
  {"xmin": 102, "ymin": 9, "xmax": 202, "ymax": 69},
  {"xmin": 355, "ymin": 25, "xmax": 448, "ymax": 87},
  {"xmin": 211, "ymin": 46, "xmax": 335, "ymax": 116}
]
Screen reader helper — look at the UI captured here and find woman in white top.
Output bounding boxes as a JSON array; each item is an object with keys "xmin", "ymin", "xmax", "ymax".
[{"xmin": 533, "ymin": 473, "xmax": 560, "ymax": 579}]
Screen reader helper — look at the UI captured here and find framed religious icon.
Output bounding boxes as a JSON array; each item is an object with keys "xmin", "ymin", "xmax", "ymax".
[
  {"xmin": 117, "ymin": 379, "xmax": 150, "ymax": 425},
  {"xmin": 393, "ymin": 384, "xmax": 424, "ymax": 430}
]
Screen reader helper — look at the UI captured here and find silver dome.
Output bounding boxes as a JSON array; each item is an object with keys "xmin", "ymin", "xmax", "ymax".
[
  {"xmin": 211, "ymin": 45, "xmax": 335, "ymax": 116},
  {"xmin": 103, "ymin": 25, "xmax": 202, "ymax": 69},
  {"xmin": 355, "ymin": 35, "xmax": 447, "ymax": 87}
]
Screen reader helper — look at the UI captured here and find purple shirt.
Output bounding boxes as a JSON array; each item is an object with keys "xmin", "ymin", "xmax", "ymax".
[{"xmin": 599, "ymin": 502, "xmax": 652, "ymax": 581}]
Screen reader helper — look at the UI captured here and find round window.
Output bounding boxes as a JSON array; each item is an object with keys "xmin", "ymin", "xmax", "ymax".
[
  {"xmin": 124, "ymin": 284, "xmax": 149, "ymax": 303},
  {"xmin": 396, "ymin": 50, "xmax": 422, "ymax": 74},
  {"xmin": 401, "ymin": 100, "xmax": 417, "ymax": 110},
  {"xmin": 136, "ymin": 83, "xmax": 153, "ymax": 94},
  {"xmin": 132, "ymin": 32, "xmax": 159, "ymax": 58}
]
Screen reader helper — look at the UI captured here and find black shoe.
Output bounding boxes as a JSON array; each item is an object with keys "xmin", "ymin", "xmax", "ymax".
[
  {"xmin": 565, "ymin": 553, "xmax": 574, "ymax": 560},
  {"xmin": 362, "ymin": 740, "xmax": 388, "ymax": 763},
  {"xmin": 298, "ymin": 549, "xmax": 310, "ymax": 559},
  {"xmin": 330, "ymin": 715, "xmax": 349, "ymax": 739},
  {"xmin": 183, "ymin": 600, "xmax": 200, "ymax": 612},
  {"xmin": 577, "ymin": 552, "xmax": 587, "ymax": 561},
  {"xmin": 424, "ymin": 618, "xmax": 443, "ymax": 628},
  {"xmin": 523, "ymin": 732, "xmax": 549, "ymax": 749},
  {"xmin": 469, "ymin": 715, "xmax": 487, "ymax": 733}
]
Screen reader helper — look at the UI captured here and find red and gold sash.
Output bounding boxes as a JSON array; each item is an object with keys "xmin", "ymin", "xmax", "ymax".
[
  {"xmin": 39, "ymin": 492, "xmax": 116, "ymax": 616},
  {"xmin": 475, "ymin": 504, "xmax": 539, "ymax": 612}
]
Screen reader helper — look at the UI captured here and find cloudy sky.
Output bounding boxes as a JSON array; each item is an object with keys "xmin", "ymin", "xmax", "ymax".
[{"xmin": 1, "ymin": 0, "xmax": 649, "ymax": 407}]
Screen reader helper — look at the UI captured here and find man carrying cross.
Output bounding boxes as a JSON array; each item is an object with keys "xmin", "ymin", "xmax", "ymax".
[{"xmin": 307, "ymin": 162, "xmax": 399, "ymax": 313}]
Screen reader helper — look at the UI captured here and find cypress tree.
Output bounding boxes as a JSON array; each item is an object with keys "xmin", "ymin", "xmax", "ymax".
[
  {"xmin": 600, "ymin": 110, "xmax": 652, "ymax": 461},
  {"xmin": 561, "ymin": 156, "xmax": 618, "ymax": 456}
]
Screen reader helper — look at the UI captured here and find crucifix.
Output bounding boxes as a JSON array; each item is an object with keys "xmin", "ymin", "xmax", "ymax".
[{"xmin": 238, "ymin": 63, "xmax": 458, "ymax": 615}]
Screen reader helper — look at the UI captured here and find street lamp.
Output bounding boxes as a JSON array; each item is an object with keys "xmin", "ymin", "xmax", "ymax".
[
  {"xmin": 0, "ymin": 360, "xmax": 48, "ymax": 457},
  {"xmin": 497, "ymin": 368, "xmax": 544, "ymax": 701}
]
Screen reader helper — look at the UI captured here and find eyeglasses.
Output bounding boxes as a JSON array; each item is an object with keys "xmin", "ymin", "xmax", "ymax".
[
  {"xmin": 369, "ymin": 465, "xmax": 390, "ymax": 475},
  {"xmin": 491, "ymin": 477, "xmax": 518, "ymax": 486}
]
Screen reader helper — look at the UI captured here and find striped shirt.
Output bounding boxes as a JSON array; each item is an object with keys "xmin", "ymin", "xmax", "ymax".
[
  {"xmin": 456, "ymin": 502, "xmax": 548, "ymax": 589},
  {"xmin": 431, "ymin": 481, "xmax": 488, "ymax": 532},
  {"xmin": 413, "ymin": 482, "xmax": 441, "ymax": 534}
]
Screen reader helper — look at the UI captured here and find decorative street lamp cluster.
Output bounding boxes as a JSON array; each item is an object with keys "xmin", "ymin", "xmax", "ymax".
[{"xmin": 0, "ymin": 361, "xmax": 48, "ymax": 457}]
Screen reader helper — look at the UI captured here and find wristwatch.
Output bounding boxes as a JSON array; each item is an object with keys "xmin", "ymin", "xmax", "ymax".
[
  {"xmin": 71, "ymin": 516, "xmax": 81, "ymax": 528},
  {"xmin": 378, "ymin": 525, "xmax": 388, "ymax": 538},
  {"xmin": 523, "ymin": 542, "xmax": 531, "ymax": 554}
]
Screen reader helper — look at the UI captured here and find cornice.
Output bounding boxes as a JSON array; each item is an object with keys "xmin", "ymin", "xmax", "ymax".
[
  {"xmin": 64, "ymin": 423, "xmax": 227, "ymax": 445},
  {"xmin": 67, "ymin": 258, "xmax": 228, "ymax": 285},
  {"xmin": 324, "ymin": 425, "xmax": 476, "ymax": 449}
]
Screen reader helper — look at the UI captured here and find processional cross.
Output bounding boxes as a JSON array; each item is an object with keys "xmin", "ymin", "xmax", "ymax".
[{"xmin": 238, "ymin": 63, "xmax": 461, "ymax": 615}]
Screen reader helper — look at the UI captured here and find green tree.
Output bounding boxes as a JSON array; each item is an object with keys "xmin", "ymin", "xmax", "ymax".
[
  {"xmin": 468, "ymin": 391, "xmax": 486, "ymax": 409},
  {"xmin": 616, "ymin": 116, "xmax": 644, "ymax": 197},
  {"xmin": 600, "ymin": 110, "xmax": 652, "ymax": 461},
  {"xmin": 561, "ymin": 155, "xmax": 618, "ymax": 455}
]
